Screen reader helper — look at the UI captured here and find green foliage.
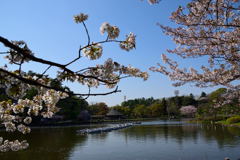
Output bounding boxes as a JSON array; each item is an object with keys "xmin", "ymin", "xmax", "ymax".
[
  {"xmin": 116, "ymin": 94, "xmax": 199, "ymax": 118},
  {"xmin": 148, "ymin": 103, "xmax": 164, "ymax": 117},
  {"xmin": 116, "ymin": 88, "xmax": 240, "ymax": 120},
  {"xmin": 168, "ymin": 101, "xmax": 180, "ymax": 116},
  {"xmin": 0, "ymin": 88, "xmax": 9, "ymax": 101},
  {"xmin": 132, "ymin": 104, "xmax": 147, "ymax": 118},
  {"xmin": 23, "ymin": 88, "xmax": 38, "ymax": 100},
  {"xmin": 197, "ymin": 115, "xmax": 228, "ymax": 122},
  {"xmin": 226, "ymin": 116, "xmax": 240, "ymax": 124},
  {"xmin": 113, "ymin": 103, "xmax": 166, "ymax": 118},
  {"xmin": 57, "ymin": 96, "xmax": 88, "ymax": 120},
  {"xmin": 88, "ymin": 102, "xmax": 109, "ymax": 115},
  {"xmin": 112, "ymin": 105, "xmax": 131, "ymax": 117},
  {"xmin": 161, "ymin": 98, "xmax": 168, "ymax": 115},
  {"xmin": 121, "ymin": 97, "xmax": 157, "ymax": 108},
  {"xmin": 209, "ymin": 88, "xmax": 227, "ymax": 101},
  {"xmin": 197, "ymin": 88, "xmax": 240, "ymax": 120},
  {"xmin": 182, "ymin": 95, "xmax": 197, "ymax": 106}
]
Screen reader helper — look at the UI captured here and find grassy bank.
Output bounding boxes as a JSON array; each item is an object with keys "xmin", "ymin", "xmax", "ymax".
[
  {"xmin": 216, "ymin": 115, "xmax": 240, "ymax": 127},
  {"xmin": 188, "ymin": 115, "xmax": 229, "ymax": 124},
  {"xmin": 216, "ymin": 120, "xmax": 240, "ymax": 128},
  {"xmin": 189, "ymin": 115, "xmax": 240, "ymax": 128}
]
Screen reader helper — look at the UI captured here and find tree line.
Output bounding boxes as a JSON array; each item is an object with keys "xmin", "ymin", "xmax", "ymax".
[{"xmin": 1, "ymin": 77, "xmax": 239, "ymax": 121}]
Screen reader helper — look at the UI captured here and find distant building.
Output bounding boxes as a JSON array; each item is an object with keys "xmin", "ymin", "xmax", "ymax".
[{"xmin": 106, "ymin": 109, "xmax": 123, "ymax": 120}]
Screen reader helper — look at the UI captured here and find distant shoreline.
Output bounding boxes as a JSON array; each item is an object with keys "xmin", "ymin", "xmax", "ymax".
[{"xmin": 0, "ymin": 118, "xmax": 163, "ymax": 130}]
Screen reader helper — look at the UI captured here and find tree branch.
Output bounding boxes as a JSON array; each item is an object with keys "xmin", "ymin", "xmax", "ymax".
[
  {"xmin": 0, "ymin": 68, "xmax": 121, "ymax": 97},
  {"xmin": 82, "ymin": 21, "xmax": 90, "ymax": 45},
  {"xmin": 0, "ymin": 36, "xmax": 118, "ymax": 85}
]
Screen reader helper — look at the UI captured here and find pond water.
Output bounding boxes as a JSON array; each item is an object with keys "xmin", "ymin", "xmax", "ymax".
[{"xmin": 1, "ymin": 120, "xmax": 240, "ymax": 160}]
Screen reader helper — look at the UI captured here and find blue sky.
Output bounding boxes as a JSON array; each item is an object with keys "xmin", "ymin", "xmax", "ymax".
[{"xmin": 0, "ymin": 0, "xmax": 219, "ymax": 106}]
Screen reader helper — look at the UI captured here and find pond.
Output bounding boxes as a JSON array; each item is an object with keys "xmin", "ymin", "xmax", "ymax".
[{"xmin": 0, "ymin": 120, "xmax": 240, "ymax": 160}]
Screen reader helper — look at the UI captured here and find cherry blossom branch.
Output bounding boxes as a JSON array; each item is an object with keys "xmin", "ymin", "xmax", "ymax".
[
  {"xmin": 0, "ymin": 12, "xmax": 148, "ymax": 152},
  {"xmin": 0, "ymin": 36, "xmax": 121, "ymax": 85},
  {"xmin": 187, "ymin": 23, "xmax": 240, "ymax": 28},
  {"xmin": 152, "ymin": 0, "xmax": 240, "ymax": 91},
  {"xmin": 64, "ymin": 39, "xmax": 125, "ymax": 67},
  {"xmin": 0, "ymin": 68, "xmax": 121, "ymax": 97}
]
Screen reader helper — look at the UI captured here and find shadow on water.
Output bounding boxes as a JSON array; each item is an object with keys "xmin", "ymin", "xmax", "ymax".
[{"xmin": 0, "ymin": 127, "xmax": 88, "ymax": 160}]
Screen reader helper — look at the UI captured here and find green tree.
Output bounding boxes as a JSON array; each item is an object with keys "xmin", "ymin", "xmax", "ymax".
[
  {"xmin": 132, "ymin": 104, "xmax": 147, "ymax": 118},
  {"xmin": 57, "ymin": 96, "xmax": 88, "ymax": 120},
  {"xmin": 209, "ymin": 88, "xmax": 227, "ymax": 100},
  {"xmin": 121, "ymin": 97, "xmax": 157, "ymax": 108},
  {"xmin": 112, "ymin": 105, "xmax": 131, "ymax": 117},
  {"xmin": 161, "ymin": 98, "xmax": 168, "ymax": 115},
  {"xmin": 167, "ymin": 100, "xmax": 180, "ymax": 117},
  {"xmin": 200, "ymin": 92, "xmax": 207, "ymax": 97},
  {"xmin": 148, "ymin": 102, "xmax": 164, "ymax": 117},
  {"xmin": 88, "ymin": 102, "xmax": 109, "ymax": 116},
  {"xmin": 182, "ymin": 94, "xmax": 197, "ymax": 106},
  {"xmin": 208, "ymin": 88, "xmax": 227, "ymax": 119}
]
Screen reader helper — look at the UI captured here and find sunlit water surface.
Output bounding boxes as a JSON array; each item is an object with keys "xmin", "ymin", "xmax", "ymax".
[{"xmin": 1, "ymin": 120, "xmax": 240, "ymax": 160}]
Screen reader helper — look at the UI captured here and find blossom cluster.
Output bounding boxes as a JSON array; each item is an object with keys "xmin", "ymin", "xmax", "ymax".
[
  {"xmin": 74, "ymin": 21, "xmax": 136, "ymax": 59},
  {"xmin": 147, "ymin": 0, "xmax": 160, "ymax": 5},
  {"xmin": 0, "ymin": 138, "xmax": 29, "ymax": 152},
  {"xmin": 100, "ymin": 22, "xmax": 120, "ymax": 39},
  {"xmin": 74, "ymin": 13, "xmax": 88, "ymax": 23},
  {"xmin": 57, "ymin": 58, "xmax": 148, "ymax": 89},
  {"xmin": 119, "ymin": 33, "xmax": 136, "ymax": 51},
  {"xmin": 180, "ymin": 106, "xmax": 197, "ymax": 116},
  {"xmin": 82, "ymin": 43, "xmax": 103, "ymax": 60},
  {"xmin": 0, "ymin": 88, "xmax": 68, "ymax": 151},
  {"xmin": 141, "ymin": 0, "xmax": 159, "ymax": 5},
  {"xmin": 0, "ymin": 70, "xmax": 30, "ymax": 100},
  {"xmin": 5, "ymin": 40, "xmax": 34, "ymax": 64}
]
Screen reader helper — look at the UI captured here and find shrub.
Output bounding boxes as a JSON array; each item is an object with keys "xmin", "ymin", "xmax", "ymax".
[{"xmin": 226, "ymin": 116, "xmax": 240, "ymax": 124}]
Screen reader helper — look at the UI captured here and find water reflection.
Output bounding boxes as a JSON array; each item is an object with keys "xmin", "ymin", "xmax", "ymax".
[
  {"xmin": 116, "ymin": 123, "xmax": 240, "ymax": 149},
  {"xmin": 69, "ymin": 122, "xmax": 240, "ymax": 160},
  {"xmin": 0, "ymin": 121, "xmax": 240, "ymax": 160}
]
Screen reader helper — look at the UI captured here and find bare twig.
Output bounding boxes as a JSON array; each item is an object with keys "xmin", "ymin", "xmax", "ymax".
[
  {"xmin": 65, "ymin": 46, "xmax": 82, "ymax": 66},
  {"xmin": 36, "ymin": 65, "xmax": 52, "ymax": 81},
  {"xmin": 82, "ymin": 21, "xmax": 90, "ymax": 45}
]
